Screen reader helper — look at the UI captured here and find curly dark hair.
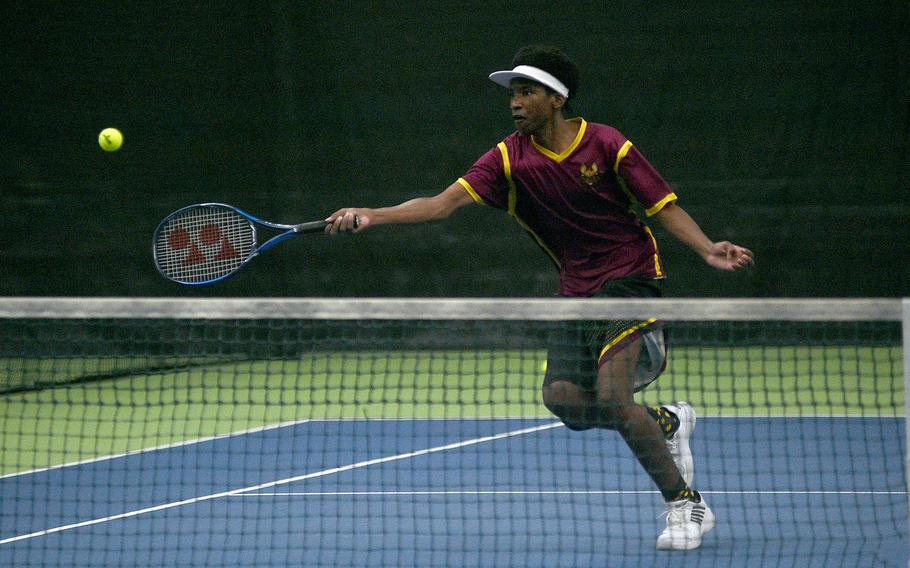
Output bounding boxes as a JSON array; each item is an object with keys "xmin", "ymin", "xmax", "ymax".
[{"xmin": 511, "ymin": 45, "xmax": 580, "ymax": 98}]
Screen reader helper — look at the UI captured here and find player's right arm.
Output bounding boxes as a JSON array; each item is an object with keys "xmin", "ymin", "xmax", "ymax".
[{"xmin": 324, "ymin": 182, "xmax": 475, "ymax": 234}]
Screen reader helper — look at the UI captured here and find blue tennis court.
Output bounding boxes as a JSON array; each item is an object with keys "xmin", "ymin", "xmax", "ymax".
[{"xmin": 1, "ymin": 416, "xmax": 906, "ymax": 567}]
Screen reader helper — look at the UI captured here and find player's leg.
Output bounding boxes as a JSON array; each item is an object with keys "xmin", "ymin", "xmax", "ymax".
[
  {"xmin": 542, "ymin": 323, "xmax": 691, "ymax": 471},
  {"xmin": 543, "ymin": 331, "xmax": 689, "ymax": 497},
  {"xmin": 541, "ymin": 378, "xmax": 597, "ymax": 430},
  {"xmin": 540, "ymin": 317, "xmax": 713, "ymax": 549},
  {"xmin": 595, "ymin": 337, "xmax": 714, "ymax": 550},
  {"xmin": 593, "ymin": 337, "xmax": 686, "ymax": 498},
  {"xmin": 541, "ymin": 321, "xmax": 600, "ymax": 430},
  {"xmin": 635, "ymin": 327, "xmax": 696, "ymax": 486}
]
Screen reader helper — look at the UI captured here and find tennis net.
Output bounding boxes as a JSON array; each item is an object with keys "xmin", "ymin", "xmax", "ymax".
[{"xmin": 0, "ymin": 297, "xmax": 907, "ymax": 567}]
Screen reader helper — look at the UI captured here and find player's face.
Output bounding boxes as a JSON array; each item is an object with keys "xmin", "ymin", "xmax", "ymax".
[{"xmin": 508, "ymin": 81, "xmax": 558, "ymax": 135}]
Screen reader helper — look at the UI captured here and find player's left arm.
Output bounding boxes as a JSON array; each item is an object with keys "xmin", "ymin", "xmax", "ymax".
[
  {"xmin": 613, "ymin": 138, "xmax": 753, "ymax": 271},
  {"xmin": 653, "ymin": 202, "xmax": 754, "ymax": 271}
]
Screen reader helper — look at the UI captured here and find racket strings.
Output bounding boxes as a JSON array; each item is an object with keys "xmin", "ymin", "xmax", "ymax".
[{"xmin": 154, "ymin": 207, "xmax": 255, "ymax": 283}]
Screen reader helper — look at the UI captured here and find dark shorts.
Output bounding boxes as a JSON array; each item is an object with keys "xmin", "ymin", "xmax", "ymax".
[{"xmin": 542, "ymin": 277, "xmax": 667, "ymax": 393}]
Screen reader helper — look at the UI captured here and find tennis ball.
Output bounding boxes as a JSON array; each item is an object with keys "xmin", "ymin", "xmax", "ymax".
[{"xmin": 98, "ymin": 128, "xmax": 123, "ymax": 152}]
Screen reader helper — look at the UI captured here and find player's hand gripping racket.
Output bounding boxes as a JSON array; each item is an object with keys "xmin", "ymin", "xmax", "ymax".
[{"xmin": 153, "ymin": 203, "xmax": 355, "ymax": 286}]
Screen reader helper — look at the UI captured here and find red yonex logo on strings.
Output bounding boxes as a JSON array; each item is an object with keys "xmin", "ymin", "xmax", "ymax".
[{"xmin": 167, "ymin": 223, "xmax": 239, "ymax": 265}]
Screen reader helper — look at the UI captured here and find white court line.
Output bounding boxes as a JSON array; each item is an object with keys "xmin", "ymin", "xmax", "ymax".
[
  {"xmin": 0, "ymin": 421, "xmax": 562, "ymax": 545},
  {"xmin": 0, "ymin": 417, "xmax": 316, "ymax": 480},
  {"xmin": 0, "ymin": 417, "xmax": 553, "ymax": 480},
  {"xmin": 237, "ymin": 489, "xmax": 908, "ymax": 497}
]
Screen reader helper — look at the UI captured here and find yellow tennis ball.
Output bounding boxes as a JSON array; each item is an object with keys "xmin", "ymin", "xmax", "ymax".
[{"xmin": 98, "ymin": 128, "xmax": 123, "ymax": 152}]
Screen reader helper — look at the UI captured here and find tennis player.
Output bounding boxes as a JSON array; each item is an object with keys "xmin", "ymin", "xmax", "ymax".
[{"xmin": 326, "ymin": 44, "xmax": 753, "ymax": 551}]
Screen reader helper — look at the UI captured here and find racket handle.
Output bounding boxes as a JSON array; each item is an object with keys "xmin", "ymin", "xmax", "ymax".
[
  {"xmin": 294, "ymin": 215, "xmax": 360, "ymax": 234},
  {"xmin": 294, "ymin": 220, "xmax": 330, "ymax": 233}
]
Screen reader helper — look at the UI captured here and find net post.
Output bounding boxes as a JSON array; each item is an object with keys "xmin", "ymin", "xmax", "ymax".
[{"xmin": 904, "ymin": 297, "xmax": 910, "ymax": 568}]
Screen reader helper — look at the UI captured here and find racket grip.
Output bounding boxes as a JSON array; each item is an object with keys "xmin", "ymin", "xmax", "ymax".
[
  {"xmin": 295, "ymin": 215, "xmax": 360, "ymax": 233},
  {"xmin": 294, "ymin": 220, "xmax": 330, "ymax": 233}
]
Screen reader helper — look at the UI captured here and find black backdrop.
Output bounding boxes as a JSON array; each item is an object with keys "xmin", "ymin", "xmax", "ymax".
[{"xmin": 2, "ymin": 2, "xmax": 908, "ymax": 298}]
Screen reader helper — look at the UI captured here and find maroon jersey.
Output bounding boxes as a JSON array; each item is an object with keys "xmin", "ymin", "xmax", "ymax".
[{"xmin": 457, "ymin": 118, "xmax": 677, "ymax": 296}]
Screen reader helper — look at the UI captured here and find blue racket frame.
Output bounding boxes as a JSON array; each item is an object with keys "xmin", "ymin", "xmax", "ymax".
[{"xmin": 152, "ymin": 203, "xmax": 330, "ymax": 286}]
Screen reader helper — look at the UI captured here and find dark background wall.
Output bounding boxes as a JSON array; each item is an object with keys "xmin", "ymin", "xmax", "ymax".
[{"xmin": 2, "ymin": 2, "xmax": 908, "ymax": 298}]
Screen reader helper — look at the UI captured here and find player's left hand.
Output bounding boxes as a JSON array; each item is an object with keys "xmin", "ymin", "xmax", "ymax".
[{"xmin": 705, "ymin": 242, "xmax": 754, "ymax": 271}]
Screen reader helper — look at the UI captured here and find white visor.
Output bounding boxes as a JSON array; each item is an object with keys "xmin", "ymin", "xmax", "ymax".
[{"xmin": 488, "ymin": 65, "xmax": 569, "ymax": 98}]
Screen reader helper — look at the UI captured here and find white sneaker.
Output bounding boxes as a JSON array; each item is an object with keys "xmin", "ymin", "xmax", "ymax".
[
  {"xmin": 656, "ymin": 496, "xmax": 715, "ymax": 550},
  {"xmin": 662, "ymin": 402, "xmax": 695, "ymax": 486}
]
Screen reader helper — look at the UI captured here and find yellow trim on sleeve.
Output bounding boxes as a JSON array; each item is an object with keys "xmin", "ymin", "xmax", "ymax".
[
  {"xmin": 644, "ymin": 193, "xmax": 678, "ymax": 217},
  {"xmin": 613, "ymin": 140, "xmax": 634, "ymax": 174},
  {"xmin": 456, "ymin": 177, "xmax": 484, "ymax": 204},
  {"xmin": 599, "ymin": 318, "xmax": 658, "ymax": 361}
]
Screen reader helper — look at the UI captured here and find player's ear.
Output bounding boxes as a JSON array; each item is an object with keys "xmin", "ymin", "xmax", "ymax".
[{"xmin": 551, "ymin": 94, "xmax": 567, "ymax": 110}]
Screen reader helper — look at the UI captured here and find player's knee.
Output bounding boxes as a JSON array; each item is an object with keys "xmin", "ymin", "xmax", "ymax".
[
  {"xmin": 541, "ymin": 382, "xmax": 573, "ymax": 409},
  {"xmin": 541, "ymin": 383, "xmax": 593, "ymax": 431}
]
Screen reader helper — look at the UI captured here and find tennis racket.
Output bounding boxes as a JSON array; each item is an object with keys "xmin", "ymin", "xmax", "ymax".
[{"xmin": 153, "ymin": 203, "xmax": 352, "ymax": 286}]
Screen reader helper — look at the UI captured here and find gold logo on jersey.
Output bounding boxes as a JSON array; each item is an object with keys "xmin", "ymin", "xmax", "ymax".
[{"xmin": 580, "ymin": 163, "xmax": 603, "ymax": 186}]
